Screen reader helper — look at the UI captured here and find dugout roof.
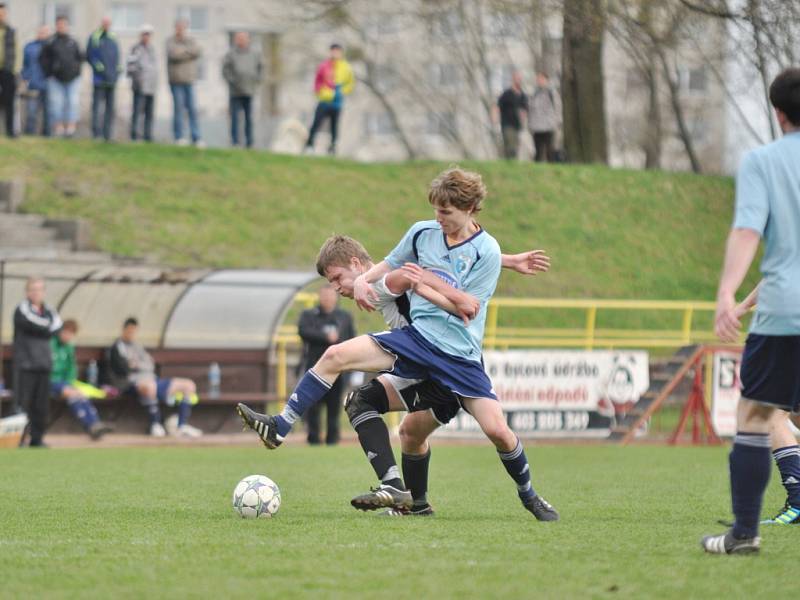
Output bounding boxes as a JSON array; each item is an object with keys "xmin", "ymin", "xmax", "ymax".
[{"xmin": 0, "ymin": 260, "xmax": 316, "ymax": 350}]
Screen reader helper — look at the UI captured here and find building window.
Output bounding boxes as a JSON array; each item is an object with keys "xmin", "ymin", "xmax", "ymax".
[
  {"xmin": 431, "ymin": 11, "xmax": 462, "ymax": 38},
  {"xmin": 679, "ymin": 66, "xmax": 708, "ymax": 95},
  {"xmin": 426, "ymin": 111, "xmax": 456, "ymax": 137},
  {"xmin": 41, "ymin": 2, "xmax": 74, "ymax": 26},
  {"xmin": 111, "ymin": 3, "xmax": 144, "ymax": 32},
  {"xmin": 363, "ymin": 112, "xmax": 397, "ymax": 136},
  {"xmin": 489, "ymin": 11, "xmax": 523, "ymax": 39},
  {"xmin": 176, "ymin": 5, "xmax": 209, "ymax": 33},
  {"xmin": 429, "ymin": 64, "xmax": 460, "ymax": 88},
  {"xmin": 372, "ymin": 64, "xmax": 398, "ymax": 94}
]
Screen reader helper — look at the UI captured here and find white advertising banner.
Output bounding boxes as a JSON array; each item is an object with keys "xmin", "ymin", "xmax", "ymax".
[
  {"xmin": 711, "ymin": 351, "xmax": 741, "ymax": 438},
  {"xmin": 436, "ymin": 350, "xmax": 650, "ymax": 439}
]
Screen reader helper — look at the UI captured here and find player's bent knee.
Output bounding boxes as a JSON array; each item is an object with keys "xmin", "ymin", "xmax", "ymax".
[
  {"xmin": 344, "ymin": 379, "xmax": 389, "ymax": 425},
  {"xmin": 318, "ymin": 344, "xmax": 351, "ymax": 373}
]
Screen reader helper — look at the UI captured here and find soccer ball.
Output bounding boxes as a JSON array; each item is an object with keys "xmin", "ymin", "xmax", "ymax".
[{"xmin": 232, "ymin": 475, "xmax": 281, "ymax": 519}]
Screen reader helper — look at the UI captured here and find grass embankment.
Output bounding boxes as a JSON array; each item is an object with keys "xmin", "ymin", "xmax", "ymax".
[{"xmin": 1, "ymin": 139, "xmax": 758, "ymax": 334}]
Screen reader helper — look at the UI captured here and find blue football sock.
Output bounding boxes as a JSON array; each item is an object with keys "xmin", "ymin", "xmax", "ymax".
[
  {"xmin": 276, "ymin": 369, "xmax": 331, "ymax": 437},
  {"xmin": 730, "ymin": 432, "xmax": 771, "ymax": 539},
  {"xmin": 145, "ymin": 400, "xmax": 161, "ymax": 425},
  {"xmin": 68, "ymin": 398, "xmax": 98, "ymax": 430},
  {"xmin": 498, "ymin": 438, "xmax": 536, "ymax": 502},
  {"xmin": 178, "ymin": 400, "xmax": 192, "ymax": 427},
  {"xmin": 773, "ymin": 445, "xmax": 800, "ymax": 507}
]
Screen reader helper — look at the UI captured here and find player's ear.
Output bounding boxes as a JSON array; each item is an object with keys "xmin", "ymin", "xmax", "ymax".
[{"xmin": 350, "ymin": 257, "xmax": 361, "ymax": 270}]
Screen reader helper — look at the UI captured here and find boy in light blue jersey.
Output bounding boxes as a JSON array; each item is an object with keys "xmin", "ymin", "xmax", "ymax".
[
  {"xmin": 703, "ymin": 68, "xmax": 800, "ymax": 555},
  {"xmin": 239, "ymin": 168, "xmax": 558, "ymax": 520}
]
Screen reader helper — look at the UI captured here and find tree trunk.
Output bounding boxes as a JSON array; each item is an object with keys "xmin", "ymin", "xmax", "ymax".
[
  {"xmin": 561, "ymin": 0, "xmax": 609, "ymax": 164},
  {"xmin": 657, "ymin": 48, "xmax": 702, "ymax": 173}
]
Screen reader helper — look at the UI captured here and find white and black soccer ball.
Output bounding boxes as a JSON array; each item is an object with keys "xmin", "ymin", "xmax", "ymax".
[{"xmin": 232, "ymin": 475, "xmax": 281, "ymax": 519}]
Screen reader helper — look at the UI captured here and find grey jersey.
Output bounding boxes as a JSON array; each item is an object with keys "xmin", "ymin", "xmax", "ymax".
[{"xmin": 373, "ymin": 275, "xmax": 411, "ymax": 329}]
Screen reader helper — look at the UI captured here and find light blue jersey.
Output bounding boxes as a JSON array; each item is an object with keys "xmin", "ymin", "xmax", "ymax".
[
  {"xmin": 385, "ymin": 220, "xmax": 501, "ymax": 361},
  {"xmin": 733, "ymin": 131, "xmax": 800, "ymax": 334}
]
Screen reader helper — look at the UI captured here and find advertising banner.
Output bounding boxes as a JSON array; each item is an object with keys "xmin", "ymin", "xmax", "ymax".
[
  {"xmin": 436, "ymin": 350, "xmax": 650, "ymax": 439},
  {"xmin": 711, "ymin": 351, "xmax": 741, "ymax": 438}
]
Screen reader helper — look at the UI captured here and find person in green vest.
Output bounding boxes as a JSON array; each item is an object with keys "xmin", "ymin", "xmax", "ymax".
[{"xmin": 51, "ymin": 319, "xmax": 113, "ymax": 440}]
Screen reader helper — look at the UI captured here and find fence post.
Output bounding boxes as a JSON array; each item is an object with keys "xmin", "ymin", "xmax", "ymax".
[
  {"xmin": 485, "ymin": 302, "xmax": 499, "ymax": 350},
  {"xmin": 585, "ymin": 305, "xmax": 597, "ymax": 350},
  {"xmin": 276, "ymin": 339, "xmax": 287, "ymax": 410},
  {"xmin": 681, "ymin": 307, "xmax": 694, "ymax": 344}
]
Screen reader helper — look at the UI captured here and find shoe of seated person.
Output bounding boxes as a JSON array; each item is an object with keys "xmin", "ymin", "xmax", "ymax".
[
  {"xmin": 177, "ymin": 423, "xmax": 203, "ymax": 438},
  {"xmin": 150, "ymin": 422, "xmax": 167, "ymax": 437}
]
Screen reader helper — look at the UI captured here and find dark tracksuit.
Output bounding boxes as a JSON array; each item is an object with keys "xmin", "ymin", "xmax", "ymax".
[
  {"xmin": 298, "ymin": 305, "xmax": 355, "ymax": 445},
  {"xmin": 13, "ymin": 300, "xmax": 62, "ymax": 445},
  {"xmin": 0, "ymin": 23, "xmax": 17, "ymax": 137}
]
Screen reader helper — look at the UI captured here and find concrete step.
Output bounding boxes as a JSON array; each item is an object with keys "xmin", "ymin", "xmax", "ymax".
[
  {"xmin": 0, "ymin": 229, "xmax": 63, "ymax": 245},
  {"xmin": 0, "ymin": 213, "xmax": 48, "ymax": 227},
  {"xmin": 0, "ymin": 248, "xmax": 113, "ymax": 263}
]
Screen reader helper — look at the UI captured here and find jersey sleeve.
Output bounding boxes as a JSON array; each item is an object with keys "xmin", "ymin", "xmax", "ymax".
[
  {"xmin": 385, "ymin": 221, "xmax": 438, "ymax": 269},
  {"xmin": 462, "ymin": 239, "xmax": 502, "ymax": 303},
  {"xmin": 733, "ymin": 151, "xmax": 768, "ymax": 236}
]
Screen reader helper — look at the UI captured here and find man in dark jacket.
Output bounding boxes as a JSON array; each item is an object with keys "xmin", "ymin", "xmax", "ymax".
[
  {"xmin": 494, "ymin": 71, "xmax": 528, "ymax": 160},
  {"xmin": 0, "ymin": 2, "xmax": 18, "ymax": 138},
  {"xmin": 297, "ymin": 285, "xmax": 355, "ymax": 445},
  {"xmin": 87, "ymin": 16, "xmax": 120, "ymax": 141},
  {"xmin": 39, "ymin": 15, "xmax": 83, "ymax": 138},
  {"xmin": 13, "ymin": 277, "xmax": 62, "ymax": 447},
  {"xmin": 222, "ymin": 31, "xmax": 263, "ymax": 148},
  {"xmin": 22, "ymin": 25, "xmax": 50, "ymax": 136}
]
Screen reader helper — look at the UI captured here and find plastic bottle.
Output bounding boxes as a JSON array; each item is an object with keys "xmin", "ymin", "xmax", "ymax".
[
  {"xmin": 87, "ymin": 360, "xmax": 99, "ymax": 387},
  {"xmin": 208, "ymin": 362, "xmax": 221, "ymax": 399}
]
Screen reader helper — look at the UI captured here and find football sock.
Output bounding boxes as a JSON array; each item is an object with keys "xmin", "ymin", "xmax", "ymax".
[
  {"xmin": 402, "ymin": 448, "xmax": 431, "ymax": 507},
  {"xmin": 773, "ymin": 445, "xmax": 800, "ymax": 507},
  {"xmin": 146, "ymin": 402, "xmax": 161, "ymax": 425},
  {"xmin": 498, "ymin": 438, "xmax": 536, "ymax": 502},
  {"xmin": 276, "ymin": 370, "xmax": 331, "ymax": 437},
  {"xmin": 178, "ymin": 400, "xmax": 192, "ymax": 427},
  {"xmin": 67, "ymin": 398, "xmax": 98, "ymax": 430},
  {"xmin": 354, "ymin": 417, "xmax": 403, "ymax": 487},
  {"xmin": 730, "ymin": 432, "xmax": 771, "ymax": 539}
]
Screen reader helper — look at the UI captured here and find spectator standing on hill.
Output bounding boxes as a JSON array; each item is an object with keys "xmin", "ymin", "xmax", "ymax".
[
  {"xmin": 167, "ymin": 19, "xmax": 203, "ymax": 147},
  {"xmin": 494, "ymin": 71, "xmax": 528, "ymax": 160},
  {"xmin": 298, "ymin": 285, "xmax": 355, "ymax": 445},
  {"xmin": 86, "ymin": 16, "xmax": 120, "ymax": 142},
  {"xmin": 528, "ymin": 71, "xmax": 562, "ymax": 163},
  {"xmin": 39, "ymin": 15, "xmax": 82, "ymax": 138},
  {"xmin": 21, "ymin": 25, "xmax": 50, "ymax": 136},
  {"xmin": 222, "ymin": 31, "xmax": 263, "ymax": 148},
  {"xmin": 304, "ymin": 43, "xmax": 354, "ymax": 155},
  {"xmin": 50, "ymin": 319, "xmax": 113, "ymax": 440},
  {"xmin": 0, "ymin": 2, "xmax": 18, "ymax": 138},
  {"xmin": 127, "ymin": 24, "xmax": 157, "ymax": 142},
  {"xmin": 13, "ymin": 277, "xmax": 62, "ymax": 448},
  {"xmin": 109, "ymin": 317, "xmax": 202, "ymax": 438}
]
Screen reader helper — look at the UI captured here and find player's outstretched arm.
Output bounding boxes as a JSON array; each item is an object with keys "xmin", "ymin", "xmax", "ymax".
[
  {"xmin": 353, "ymin": 260, "xmax": 392, "ymax": 312},
  {"xmin": 501, "ymin": 250, "xmax": 550, "ymax": 275}
]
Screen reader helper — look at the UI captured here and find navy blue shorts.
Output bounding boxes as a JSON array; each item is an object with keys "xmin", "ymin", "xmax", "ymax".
[
  {"xmin": 740, "ymin": 334, "xmax": 800, "ymax": 413},
  {"xmin": 399, "ymin": 380, "xmax": 462, "ymax": 425},
  {"xmin": 368, "ymin": 326, "xmax": 496, "ymax": 400}
]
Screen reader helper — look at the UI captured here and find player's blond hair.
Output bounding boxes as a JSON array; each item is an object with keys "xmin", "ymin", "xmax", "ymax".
[
  {"xmin": 315, "ymin": 235, "xmax": 372, "ymax": 276},
  {"xmin": 428, "ymin": 167, "xmax": 486, "ymax": 213}
]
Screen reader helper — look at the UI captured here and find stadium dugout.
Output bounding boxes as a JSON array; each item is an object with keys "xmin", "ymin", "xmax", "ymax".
[{"xmin": 0, "ymin": 259, "xmax": 315, "ymax": 434}]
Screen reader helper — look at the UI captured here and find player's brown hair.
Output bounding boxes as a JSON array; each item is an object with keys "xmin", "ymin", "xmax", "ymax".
[
  {"xmin": 315, "ymin": 235, "xmax": 373, "ymax": 276},
  {"xmin": 428, "ymin": 167, "xmax": 486, "ymax": 213},
  {"xmin": 61, "ymin": 319, "xmax": 79, "ymax": 333}
]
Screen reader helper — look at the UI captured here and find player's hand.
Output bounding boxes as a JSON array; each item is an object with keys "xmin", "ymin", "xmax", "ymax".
[
  {"xmin": 506, "ymin": 250, "xmax": 550, "ymax": 275},
  {"xmin": 353, "ymin": 275, "xmax": 378, "ymax": 312},
  {"xmin": 399, "ymin": 263, "xmax": 424, "ymax": 288},
  {"xmin": 455, "ymin": 294, "xmax": 480, "ymax": 325},
  {"xmin": 715, "ymin": 294, "xmax": 741, "ymax": 343}
]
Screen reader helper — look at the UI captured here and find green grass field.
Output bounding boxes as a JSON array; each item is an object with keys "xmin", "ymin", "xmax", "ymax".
[{"xmin": 0, "ymin": 444, "xmax": 793, "ymax": 599}]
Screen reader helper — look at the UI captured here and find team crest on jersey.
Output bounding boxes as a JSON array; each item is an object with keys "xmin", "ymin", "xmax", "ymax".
[
  {"xmin": 429, "ymin": 268, "xmax": 459, "ymax": 288},
  {"xmin": 454, "ymin": 254, "xmax": 473, "ymax": 275}
]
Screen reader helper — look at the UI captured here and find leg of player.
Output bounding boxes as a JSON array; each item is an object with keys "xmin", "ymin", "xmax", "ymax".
[
  {"xmin": 702, "ymin": 398, "xmax": 778, "ymax": 554},
  {"xmin": 396, "ymin": 410, "xmax": 440, "ymax": 516},
  {"xmin": 237, "ymin": 335, "xmax": 395, "ymax": 449},
  {"xmin": 763, "ymin": 414, "xmax": 800, "ymax": 525},
  {"xmin": 347, "ymin": 377, "xmax": 413, "ymax": 511},
  {"xmin": 461, "ymin": 397, "xmax": 559, "ymax": 522},
  {"xmin": 167, "ymin": 378, "xmax": 202, "ymax": 438},
  {"xmin": 136, "ymin": 378, "xmax": 164, "ymax": 437}
]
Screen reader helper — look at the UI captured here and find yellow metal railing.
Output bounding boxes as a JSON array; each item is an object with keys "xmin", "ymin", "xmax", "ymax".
[{"xmin": 271, "ymin": 296, "xmax": 732, "ymax": 402}]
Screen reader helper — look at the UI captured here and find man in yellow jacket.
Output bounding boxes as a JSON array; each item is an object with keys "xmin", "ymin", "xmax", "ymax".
[{"xmin": 304, "ymin": 43, "xmax": 354, "ymax": 155}]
